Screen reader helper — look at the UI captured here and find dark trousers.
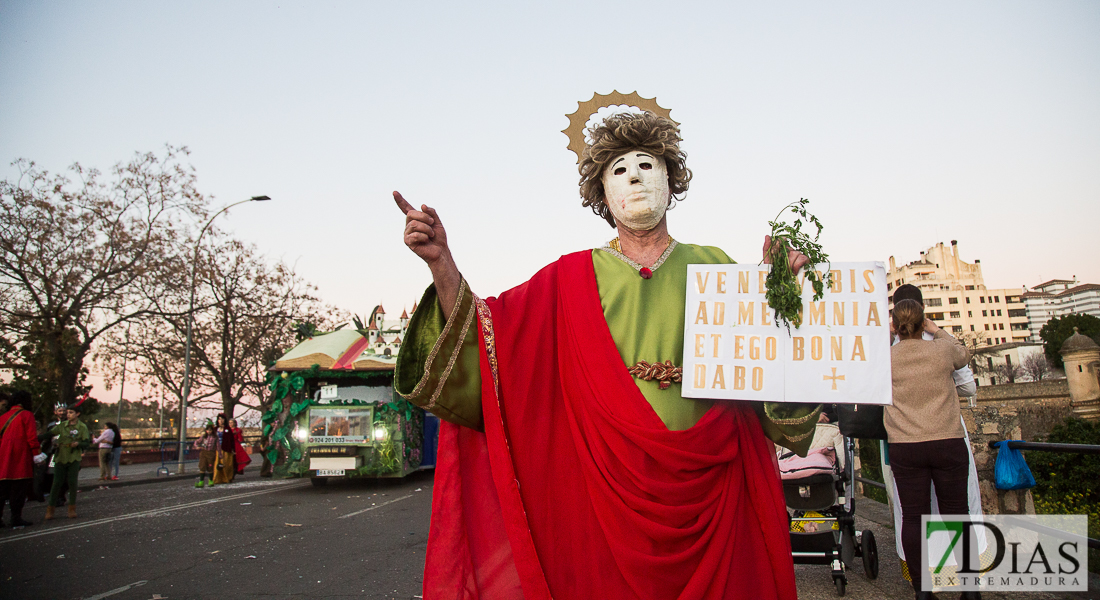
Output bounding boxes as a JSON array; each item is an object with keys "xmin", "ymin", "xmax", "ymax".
[
  {"xmin": 49, "ymin": 461, "xmax": 81, "ymax": 507},
  {"xmin": 0, "ymin": 479, "xmax": 31, "ymax": 521},
  {"xmin": 889, "ymin": 437, "xmax": 971, "ymax": 592}
]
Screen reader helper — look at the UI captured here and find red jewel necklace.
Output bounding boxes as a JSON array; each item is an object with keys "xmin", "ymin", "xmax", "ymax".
[{"xmin": 607, "ymin": 236, "xmax": 676, "ymax": 279}]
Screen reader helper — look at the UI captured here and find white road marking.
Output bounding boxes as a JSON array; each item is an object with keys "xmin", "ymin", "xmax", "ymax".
[
  {"xmin": 1, "ymin": 481, "xmax": 307, "ymax": 545},
  {"xmin": 338, "ymin": 494, "xmax": 413, "ymax": 519},
  {"xmin": 82, "ymin": 580, "xmax": 147, "ymax": 600}
]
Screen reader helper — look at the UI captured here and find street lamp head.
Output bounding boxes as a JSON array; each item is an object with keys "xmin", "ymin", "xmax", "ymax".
[{"xmin": 250, "ymin": 195, "xmax": 272, "ymax": 202}]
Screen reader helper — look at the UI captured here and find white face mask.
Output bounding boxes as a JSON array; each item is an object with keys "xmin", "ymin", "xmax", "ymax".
[{"xmin": 601, "ymin": 150, "xmax": 670, "ymax": 231}]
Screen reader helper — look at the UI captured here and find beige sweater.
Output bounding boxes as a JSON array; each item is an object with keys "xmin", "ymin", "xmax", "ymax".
[{"xmin": 885, "ymin": 329, "xmax": 970, "ymax": 443}]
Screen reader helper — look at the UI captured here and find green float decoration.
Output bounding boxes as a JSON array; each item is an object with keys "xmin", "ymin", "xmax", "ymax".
[{"xmin": 289, "ymin": 399, "xmax": 310, "ymax": 417}]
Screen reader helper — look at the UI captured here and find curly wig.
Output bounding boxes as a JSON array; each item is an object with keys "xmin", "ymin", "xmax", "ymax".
[{"xmin": 578, "ymin": 111, "xmax": 692, "ymax": 228}]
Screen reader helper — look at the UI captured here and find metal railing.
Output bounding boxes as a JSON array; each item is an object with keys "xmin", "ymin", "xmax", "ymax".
[
  {"xmin": 153, "ymin": 436, "xmax": 264, "ymax": 476},
  {"xmin": 855, "ymin": 476, "xmax": 886, "ymax": 490},
  {"xmin": 989, "ymin": 439, "xmax": 1100, "ymax": 551},
  {"xmin": 111, "ymin": 435, "xmax": 263, "ymax": 452},
  {"xmin": 987, "ymin": 440, "xmax": 1100, "ymax": 455}
]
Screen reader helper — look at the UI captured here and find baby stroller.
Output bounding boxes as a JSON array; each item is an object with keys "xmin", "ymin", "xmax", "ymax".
[{"xmin": 779, "ymin": 435, "xmax": 879, "ymax": 596}]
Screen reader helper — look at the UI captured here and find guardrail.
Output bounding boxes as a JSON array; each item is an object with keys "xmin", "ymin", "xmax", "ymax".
[
  {"xmin": 988, "ymin": 439, "xmax": 1100, "ymax": 551},
  {"xmin": 855, "ymin": 476, "xmax": 886, "ymax": 490},
  {"xmin": 986, "ymin": 440, "xmax": 1100, "ymax": 454},
  {"xmin": 158, "ymin": 441, "xmax": 199, "ymax": 476},
  {"xmin": 154, "ymin": 436, "xmax": 264, "ymax": 476}
]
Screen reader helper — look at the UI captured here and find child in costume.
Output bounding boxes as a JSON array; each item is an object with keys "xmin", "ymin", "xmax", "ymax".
[{"xmin": 193, "ymin": 422, "xmax": 217, "ymax": 488}]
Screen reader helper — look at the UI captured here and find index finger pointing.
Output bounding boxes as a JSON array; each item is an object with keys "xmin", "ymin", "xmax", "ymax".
[{"xmin": 393, "ymin": 191, "xmax": 415, "ymax": 215}]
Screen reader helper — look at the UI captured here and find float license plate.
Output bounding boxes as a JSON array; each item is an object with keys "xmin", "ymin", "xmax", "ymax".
[{"xmin": 316, "ymin": 469, "xmax": 345, "ymax": 476}]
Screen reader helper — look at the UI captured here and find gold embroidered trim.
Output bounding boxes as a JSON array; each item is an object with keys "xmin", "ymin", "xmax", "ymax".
[
  {"xmin": 597, "ymin": 238, "xmax": 678, "ymax": 273},
  {"xmin": 397, "ymin": 278, "xmax": 467, "ymax": 401},
  {"xmin": 783, "ymin": 429, "xmax": 814, "ymax": 443},
  {"xmin": 474, "ymin": 296, "xmax": 500, "ymax": 399},
  {"xmin": 766, "ymin": 407, "xmax": 820, "ymax": 426},
  {"xmin": 425, "ymin": 294, "xmax": 477, "ymax": 411}
]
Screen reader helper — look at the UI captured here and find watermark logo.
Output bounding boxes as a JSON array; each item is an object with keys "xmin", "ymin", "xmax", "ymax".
[{"xmin": 921, "ymin": 515, "xmax": 1087, "ymax": 592}]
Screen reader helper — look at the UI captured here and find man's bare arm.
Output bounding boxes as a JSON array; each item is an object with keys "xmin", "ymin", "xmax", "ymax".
[{"xmin": 394, "ymin": 191, "xmax": 461, "ymax": 318}]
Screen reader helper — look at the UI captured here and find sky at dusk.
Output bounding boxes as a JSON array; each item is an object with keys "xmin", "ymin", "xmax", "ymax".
[{"xmin": 2, "ymin": 1, "xmax": 1098, "ymax": 408}]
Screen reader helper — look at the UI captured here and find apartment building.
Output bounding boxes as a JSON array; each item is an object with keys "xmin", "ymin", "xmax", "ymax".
[
  {"xmin": 886, "ymin": 240, "xmax": 1028, "ymax": 345},
  {"xmin": 1022, "ymin": 279, "xmax": 1100, "ymax": 342}
]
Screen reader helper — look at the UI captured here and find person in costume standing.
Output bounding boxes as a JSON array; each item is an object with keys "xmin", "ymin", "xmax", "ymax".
[
  {"xmin": 211, "ymin": 413, "xmax": 236, "ymax": 485},
  {"xmin": 38, "ymin": 402, "xmax": 68, "ymax": 500},
  {"xmin": 0, "ymin": 390, "xmax": 46, "ymax": 527},
  {"xmin": 194, "ymin": 422, "xmax": 218, "ymax": 488},
  {"xmin": 46, "ymin": 401, "xmax": 90, "ymax": 519},
  {"xmin": 229, "ymin": 418, "xmax": 251, "ymax": 475},
  {"xmin": 393, "ymin": 106, "xmax": 820, "ymax": 600},
  {"xmin": 887, "ymin": 299, "xmax": 975, "ymax": 600}
]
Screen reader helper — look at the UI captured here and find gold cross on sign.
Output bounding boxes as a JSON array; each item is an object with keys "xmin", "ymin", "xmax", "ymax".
[{"xmin": 824, "ymin": 367, "xmax": 846, "ymax": 390}]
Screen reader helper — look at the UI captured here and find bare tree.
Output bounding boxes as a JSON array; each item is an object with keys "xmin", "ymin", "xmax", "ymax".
[
  {"xmin": 957, "ymin": 331, "xmax": 991, "ymax": 376},
  {"xmin": 1020, "ymin": 352, "xmax": 1053, "ymax": 382},
  {"xmin": 0, "ymin": 147, "xmax": 206, "ymax": 410},
  {"xmin": 101, "ymin": 235, "xmax": 343, "ymax": 420},
  {"xmin": 995, "ymin": 360, "xmax": 1023, "ymax": 384}
]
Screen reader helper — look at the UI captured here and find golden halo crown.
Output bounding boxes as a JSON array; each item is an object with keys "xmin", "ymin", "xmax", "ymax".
[{"xmin": 562, "ymin": 91, "xmax": 676, "ymax": 164}]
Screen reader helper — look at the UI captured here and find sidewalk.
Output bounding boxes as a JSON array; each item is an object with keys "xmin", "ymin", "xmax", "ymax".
[{"xmin": 75, "ymin": 455, "xmax": 258, "ymax": 491}]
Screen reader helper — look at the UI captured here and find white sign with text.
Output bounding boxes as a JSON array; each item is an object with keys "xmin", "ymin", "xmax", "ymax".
[{"xmin": 682, "ymin": 262, "xmax": 892, "ymax": 404}]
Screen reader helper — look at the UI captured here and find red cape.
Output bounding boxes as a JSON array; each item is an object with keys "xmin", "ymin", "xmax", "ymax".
[
  {"xmin": 0, "ymin": 407, "xmax": 41, "ymax": 480},
  {"xmin": 424, "ymin": 251, "xmax": 796, "ymax": 600},
  {"xmin": 233, "ymin": 427, "xmax": 252, "ymax": 472}
]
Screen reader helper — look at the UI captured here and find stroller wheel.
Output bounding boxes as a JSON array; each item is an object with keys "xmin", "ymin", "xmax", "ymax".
[
  {"xmin": 831, "ymin": 560, "xmax": 847, "ymax": 596},
  {"xmin": 861, "ymin": 529, "xmax": 879, "ymax": 580}
]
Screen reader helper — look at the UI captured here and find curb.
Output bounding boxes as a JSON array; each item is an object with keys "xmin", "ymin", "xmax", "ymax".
[
  {"xmin": 77, "ymin": 474, "xmax": 192, "ymax": 492},
  {"xmin": 77, "ymin": 468, "xmax": 267, "ymax": 492}
]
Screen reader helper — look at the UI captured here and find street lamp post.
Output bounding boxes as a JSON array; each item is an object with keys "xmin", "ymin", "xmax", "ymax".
[
  {"xmin": 176, "ymin": 195, "xmax": 270, "ymax": 474},
  {"xmin": 116, "ymin": 324, "xmax": 130, "ymax": 426}
]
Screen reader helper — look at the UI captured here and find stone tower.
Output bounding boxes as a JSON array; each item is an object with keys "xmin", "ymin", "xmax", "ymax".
[{"xmin": 1060, "ymin": 328, "xmax": 1100, "ymax": 421}]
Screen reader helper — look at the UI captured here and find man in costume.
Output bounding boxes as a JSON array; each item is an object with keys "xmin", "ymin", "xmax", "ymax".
[
  {"xmin": 46, "ymin": 399, "xmax": 90, "ymax": 519},
  {"xmin": 0, "ymin": 390, "xmax": 47, "ymax": 527},
  {"xmin": 393, "ymin": 105, "xmax": 820, "ymax": 600}
]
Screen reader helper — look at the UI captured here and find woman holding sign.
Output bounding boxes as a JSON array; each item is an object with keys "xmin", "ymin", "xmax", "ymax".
[{"xmin": 887, "ymin": 299, "xmax": 975, "ymax": 600}]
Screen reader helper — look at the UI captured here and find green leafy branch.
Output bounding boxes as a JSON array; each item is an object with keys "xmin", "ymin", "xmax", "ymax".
[{"xmin": 760, "ymin": 198, "xmax": 832, "ymax": 333}]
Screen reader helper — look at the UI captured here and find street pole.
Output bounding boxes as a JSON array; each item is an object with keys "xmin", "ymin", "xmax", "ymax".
[
  {"xmin": 176, "ymin": 195, "xmax": 270, "ymax": 474},
  {"xmin": 116, "ymin": 324, "xmax": 130, "ymax": 426}
]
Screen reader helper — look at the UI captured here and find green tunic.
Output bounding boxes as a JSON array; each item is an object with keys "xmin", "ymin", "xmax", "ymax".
[
  {"xmin": 50, "ymin": 420, "xmax": 91, "ymax": 465},
  {"xmin": 395, "ymin": 243, "xmax": 820, "ymax": 453}
]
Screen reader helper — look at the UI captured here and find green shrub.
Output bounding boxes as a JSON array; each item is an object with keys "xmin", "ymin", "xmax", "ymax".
[
  {"xmin": 1029, "ymin": 418, "xmax": 1100, "ymax": 503},
  {"xmin": 1028, "ymin": 417, "xmax": 1100, "ymax": 573},
  {"xmin": 1032, "ymin": 492, "xmax": 1099, "ymax": 574}
]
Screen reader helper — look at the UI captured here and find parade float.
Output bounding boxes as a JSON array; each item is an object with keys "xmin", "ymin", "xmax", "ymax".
[{"xmin": 262, "ymin": 305, "xmax": 438, "ymax": 486}]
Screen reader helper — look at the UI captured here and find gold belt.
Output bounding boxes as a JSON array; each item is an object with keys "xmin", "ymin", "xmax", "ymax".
[{"xmin": 628, "ymin": 360, "xmax": 682, "ymax": 390}]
